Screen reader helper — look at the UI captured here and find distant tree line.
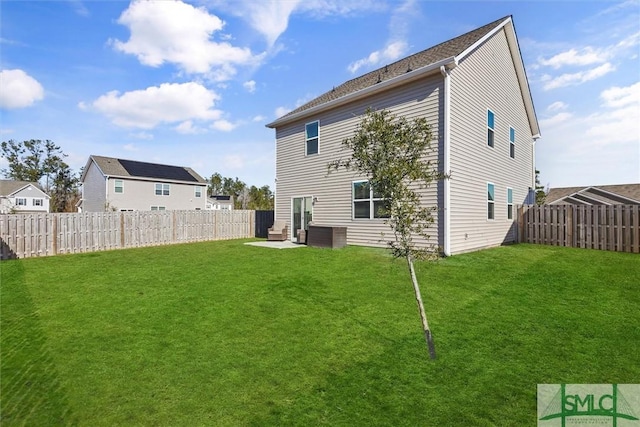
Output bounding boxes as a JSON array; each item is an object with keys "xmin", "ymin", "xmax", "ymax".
[
  {"xmin": 208, "ymin": 172, "xmax": 274, "ymax": 210},
  {"xmin": 1, "ymin": 139, "xmax": 80, "ymax": 212},
  {"xmin": 1, "ymin": 139, "xmax": 274, "ymax": 213}
]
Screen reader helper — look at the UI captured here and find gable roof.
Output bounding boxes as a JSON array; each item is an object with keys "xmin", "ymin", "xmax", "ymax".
[
  {"xmin": 0, "ymin": 180, "xmax": 49, "ymax": 197},
  {"xmin": 82, "ymin": 155, "xmax": 207, "ymax": 184},
  {"xmin": 266, "ymin": 16, "xmax": 539, "ymax": 137},
  {"xmin": 546, "ymin": 184, "xmax": 640, "ymax": 205}
]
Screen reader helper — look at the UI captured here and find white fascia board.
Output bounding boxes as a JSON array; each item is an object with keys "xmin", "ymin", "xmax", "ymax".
[{"xmin": 266, "ymin": 56, "xmax": 457, "ymax": 128}]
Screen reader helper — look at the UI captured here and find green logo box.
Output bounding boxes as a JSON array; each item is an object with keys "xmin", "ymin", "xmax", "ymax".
[{"xmin": 538, "ymin": 384, "xmax": 640, "ymax": 427}]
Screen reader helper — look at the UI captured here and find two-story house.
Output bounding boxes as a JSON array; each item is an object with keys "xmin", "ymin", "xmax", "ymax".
[
  {"xmin": 0, "ymin": 180, "xmax": 50, "ymax": 214},
  {"xmin": 266, "ymin": 16, "xmax": 540, "ymax": 255},
  {"xmin": 79, "ymin": 155, "xmax": 208, "ymax": 212}
]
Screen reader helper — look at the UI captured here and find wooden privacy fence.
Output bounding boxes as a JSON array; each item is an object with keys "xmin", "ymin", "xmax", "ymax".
[
  {"xmin": 0, "ymin": 210, "xmax": 255, "ymax": 260},
  {"xmin": 517, "ymin": 204, "xmax": 639, "ymax": 253}
]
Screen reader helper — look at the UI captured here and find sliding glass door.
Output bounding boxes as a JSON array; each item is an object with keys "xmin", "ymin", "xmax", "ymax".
[{"xmin": 292, "ymin": 196, "xmax": 313, "ymax": 239}]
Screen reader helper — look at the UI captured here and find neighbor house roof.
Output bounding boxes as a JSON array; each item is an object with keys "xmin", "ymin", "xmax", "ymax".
[
  {"xmin": 0, "ymin": 180, "xmax": 48, "ymax": 197},
  {"xmin": 82, "ymin": 155, "xmax": 207, "ymax": 184},
  {"xmin": 266, "ymin": 15, "xmax": 539, "ymax": 137},
  {"xmin": 546, "ymin": 184, "xmax": 640, "ymax": 205}
]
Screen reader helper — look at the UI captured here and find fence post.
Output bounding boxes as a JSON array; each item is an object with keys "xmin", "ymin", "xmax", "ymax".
[{"xmin": 120, "ymin": 212, "xmax": 125, "ymax": 248}]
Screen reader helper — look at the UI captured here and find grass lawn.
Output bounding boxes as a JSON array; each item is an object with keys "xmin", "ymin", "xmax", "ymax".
[{"xmin": 1, "ymin": 241, "xmax": 638, "ymax": 426}]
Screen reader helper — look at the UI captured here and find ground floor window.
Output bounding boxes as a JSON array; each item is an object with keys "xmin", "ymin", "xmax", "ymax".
[
  {"xmin": 353, "ymin": 180, "xmax": 389, "ymax": 219},
  {"xmin": 487, "ymin": 183, "xmax": 495, "ymax": 220},
  {"xmin": 151, "ymin": 206, "xmax": 166, "ymax": 211}
]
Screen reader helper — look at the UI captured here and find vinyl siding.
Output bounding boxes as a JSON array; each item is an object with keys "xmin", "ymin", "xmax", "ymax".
[
  {"xmin": 3, "ymin": 185, "xmax": 50, "ymax": 213},
  {"xmin": 106, "ymin": 178, "xmax": 207, "ymax": 211},
  {"xmin": 448, "ymin": 28, "xmax": 534, "ymax": 254},
  {"xmin": 82, "ymin": 161, "xmax": 107, "ymax": 212},
  {"xmin": 275, "ymin": 73, "xmax": 444, "ymax": 248}
]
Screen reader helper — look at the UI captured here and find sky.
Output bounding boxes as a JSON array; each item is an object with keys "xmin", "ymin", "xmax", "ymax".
[{"xmin": 1, "ymin": 0, "xmax": 639, "ymax": 190}]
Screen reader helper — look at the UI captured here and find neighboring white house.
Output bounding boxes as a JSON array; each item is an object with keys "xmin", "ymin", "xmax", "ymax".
[
  {"xmin": 206, "ymin": 195, "xmax": 234, "ymax": 210},
  {"xmin": 79, "ymin": 155, "xmax": 208, "ymax": 212},
  {"xmin": 266, "ymin": 16, "xmax": 540, "ymax": 255},
  {"xmin": 0, "ymin": 180, "xmax": 50, "ymax": 214}
]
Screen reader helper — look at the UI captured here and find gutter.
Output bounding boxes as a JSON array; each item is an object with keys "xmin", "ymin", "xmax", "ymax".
[{"xmin": 266, "ymin": 56, "xmax": 458, "ymax": 128}]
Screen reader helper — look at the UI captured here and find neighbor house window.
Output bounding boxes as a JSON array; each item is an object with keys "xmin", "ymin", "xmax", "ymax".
[
  {"xmin": 115, "ymin": 179, "xmax": 124, "ymax": 193},
  {"xmin": 155, "ymin": 183, "xmax": 170, "ymax": 196},
  {"xmin": 487, "ymin": 183, "xmax": 495, "ymax": 220},
  {"xmin": 33, "ymin": 198, "xmax": 44, "ymax": 206},
  {"xmin": 507, "ymin": 188, "xmax": 513, "ymax": 220},
  {"xmin": 509, "ymin": 127, "xmax": 515, "ymax": 158},
  {"xmin": 16, "ymin": 198, "xmax": 27, "ymax": 206},
  {"xmin": 487, "ymin": 110, "xmax": 495, "ymax": 147},
  {"xmin": 305, "ymin": 120, "xmax": 319, "ymax": 155},
  {"xmin": 195, "ymin": 186, "xmax": 202, "ymax": 198},
  {"xmin": 353, "ymin": 180, "xmax": 389, "ymax": 219},
  {"xmin": 151, "ymin": 206, "xmax": 166, "ymax": 211}
]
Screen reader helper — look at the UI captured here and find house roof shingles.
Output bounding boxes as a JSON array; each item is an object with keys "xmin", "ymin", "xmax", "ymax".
[
  {"xmin": 0, "ymin": 180, "xmax": 46, "ymax": 196},
  {"xmin": 546, "ymin": 184, "xmax": 640, "ymax": 205},
  {"xmin": 89, "ymin": 156, "xmax": 207, "ymax": 184},
  {"xmin": 270, "ymin": 16, "xmax": 510, "ymax": 124}
]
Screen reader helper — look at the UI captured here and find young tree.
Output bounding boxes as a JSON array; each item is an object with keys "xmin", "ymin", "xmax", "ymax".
[
  {"xmin": 535, "ymin": 169, "xmax": 546, "ymax": 205},
  {"xmin": 208, "ymin": 172, "xmax": 224, "ymax": 197},
  {"xmin": 328, "ymin": 108, "xmax": 444, "ymax": 359},
  {"xmin": 50, "ymin": 165, "xmax": 80, "ymax": 212}
]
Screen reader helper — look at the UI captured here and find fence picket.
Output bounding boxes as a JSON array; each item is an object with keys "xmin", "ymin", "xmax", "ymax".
[
  {"xmin": 517, "ymin": 204, "xmax": 639, "ymax": 253},
  {"xmin": 1, "ymin": 210, "xmax": 256, "ymax": 259}
]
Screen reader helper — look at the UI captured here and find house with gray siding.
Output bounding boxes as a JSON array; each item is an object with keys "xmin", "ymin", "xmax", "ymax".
[
  {"xmin": 266, "ymin": 16, "xmax": 540, "ymax": 255},
  {"xmin": 79, "ymin": 155, "xmax": 208, "ymax": 212},
  {"xmin": 0, "ymin": 180, "xmax": 50, "ymax": 214}
]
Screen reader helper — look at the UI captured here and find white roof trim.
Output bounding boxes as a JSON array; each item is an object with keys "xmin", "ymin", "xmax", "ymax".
[
  {"xmin": 7, "ymin": 183, "xmax": 50, "ymax": 199},
  {"xmin": 266, "ymin": 56, "xmax": 457, "ymax": 128}
]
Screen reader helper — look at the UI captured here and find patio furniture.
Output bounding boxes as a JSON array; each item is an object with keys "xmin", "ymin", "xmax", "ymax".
[
  {"xmin": 307, "ymin": 225, "xmax": 347, "ymax": 248},
  {"xmin": 267, "ymin": 220, "xmax": 288, "ymax": 241}
]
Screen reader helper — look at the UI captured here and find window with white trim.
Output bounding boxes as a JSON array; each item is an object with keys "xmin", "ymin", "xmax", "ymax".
[
  {"xmin": 507, "ymin": 187, "xmax": 513, "ymax": 220},
  {"xmin": 33, "ymin": 198, "xmax": 44, "ymax": 206},
  {"xmin": 509, "ymin": 127, "xmax": 515, "ymax": 158},
  {"xmin": 487, "ymin": 183, "xmax": 495, "ymax": 220},
  {"xmin": 195, "ymin": 186, "xmax": 202, "ymax": 198},
  {"xmin": 487, "ymin": 110, "xmax": 495, "ymax": 147},
  {"xmin": 305, "ymin": 121, "xmax": 319, "ymax": 155},
  {"xmin": 16, "ymin": 198, "xmax": 27, "ymax": 206},
  {"xmin": 115, "ymin": 179, "xmax": 124, "ymax": 193},
  {"xmin": 155, "ymin": 183, "xmax": 170, "ymax": 196},
  {"xmin": 353, "ymin": 180, "xmax": 389, "ymax": 219},
  {"xmin": 151, "ymin": 206, "xmax": 166, "ymax": 211}
]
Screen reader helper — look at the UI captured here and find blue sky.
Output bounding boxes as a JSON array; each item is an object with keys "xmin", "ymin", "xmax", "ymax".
[{"xmin": 1, "ymin": 0, "xmax": 638, "ymax": 189}]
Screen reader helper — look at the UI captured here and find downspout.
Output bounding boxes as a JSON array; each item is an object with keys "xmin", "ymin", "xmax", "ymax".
[{"xmin": 440, "ymin": 65, "xmax": 453, "ymax": 256}]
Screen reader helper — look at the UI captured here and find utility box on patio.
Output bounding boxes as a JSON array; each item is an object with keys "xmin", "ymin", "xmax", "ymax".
[{"xmin": 307, "ymin": 225, "xmax": 347, "ymax": 249}]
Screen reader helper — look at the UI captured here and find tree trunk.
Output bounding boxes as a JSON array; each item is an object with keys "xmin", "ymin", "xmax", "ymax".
[{"xmin": 407, "ymin": 254, "xmax": 436, "ymax": 359}]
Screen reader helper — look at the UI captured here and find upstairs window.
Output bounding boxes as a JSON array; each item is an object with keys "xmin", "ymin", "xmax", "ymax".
[
  {"xmin": 33, "ymin": 198, "xmax": 44, "ymax": 206},
  {"xmin": 16, "ymin": 198, "xmax": 27, "ymax": 206},
  {"xmin": 509, "ymin": 127, "xmax": 515, "ymax": 158},
  {"xmin": 195, "ymin": 186, "xmax": 202, "ymax": 198},
  {"xmin": 155, "ymin": 183, "xmax": 170, "ymax": 196},
  {"xmin": 115, "ymin": 179, "xmax": 124, "ymax": 193},
  {"xmin": 151, "ymin": 206, "xmax": 166, "ymax": 211},
  {"xmin": 507, "ymin": 188, "xmax": 513, "ymax": 220},
  {"xmin": 487, "ymin": 110, "xmax": 495, "ymax": 147},
  {"xmin": 305, "ymin": 121, "xmax": 319, "ymax": 155},
  {"xmin": 487, "ymin": 183, "xmax": 495, "ymax": 220},
  {"xmin": 353, "ymin": 180, "xmax": 389, "ymax": 219}
]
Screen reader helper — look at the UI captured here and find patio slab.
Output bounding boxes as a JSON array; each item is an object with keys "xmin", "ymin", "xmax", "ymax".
[{"xmin": 244, "ymin": 240, "xmax": 306, "ymax": 249}]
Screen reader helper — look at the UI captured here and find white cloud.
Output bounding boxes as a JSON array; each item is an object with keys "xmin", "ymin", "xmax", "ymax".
[
  {"xmin": 128, "ymin": 133, "xmax": 153, "ymax": 141},
  {"xmin": 175, "ymin": 120, "xmax": 205, "ymax": 134},
  {"xmin": 211, "ymin": 119, "xmax": 237, "ymax": 132},
  {"xmin": 540, "ymin": 112, "xmax": 573, "ymax": 129},
  {"xmin": 600, "ymin": 82, "xmax": 640, "ymax": 108},
  {"xmin": 348, "ymin": 40, "xmax": 409, "ymax": 74},
  {"xmin": 0, "ymin": 69, "xmax": 44, "ymax": 109},
  {"xmin": 274, "ymin": 106, "xmax": 290, "ymax": 117},
  {"xmin": 243, "ymin": 80, "xmax": 257, "ymax": 93},
  {"xmin": 123, "ymin": 143, "xmax": 140, "ymax": 151},
  {"xmin": 252, "ymin": 115, "xmax": 266, "ymax": 122},
  {"xmin": 547, "ymin": 101, "xmax": 568, "ymax": 112},
  {"xmin": 538, "ymin": 47, "xmax": 608, "ymax": 69},
  {"xmin": 543, "ymin": 63, "xmax": 615, "ymax": 90},
  {"xmin": 111, "ymin": 0, "xmax": 261, "ymax": 80},
  {"xmin": 86, "ymin": 82, "xmax": 223, "ymax": 129}
]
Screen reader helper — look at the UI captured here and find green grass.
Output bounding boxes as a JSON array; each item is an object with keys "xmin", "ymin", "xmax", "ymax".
[{"xmin": 1, "ymin": 241, "xmax": 638, "ymax": 426}]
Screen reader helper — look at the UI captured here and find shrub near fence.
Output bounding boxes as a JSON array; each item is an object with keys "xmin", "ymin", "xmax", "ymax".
[
  {"xmin": 517, "ymin": 204, "xmax": 639, "ymax": 253},
  {"xmin": 0, "ymin": 210, "xmax": 255, "ymax": 260}
]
